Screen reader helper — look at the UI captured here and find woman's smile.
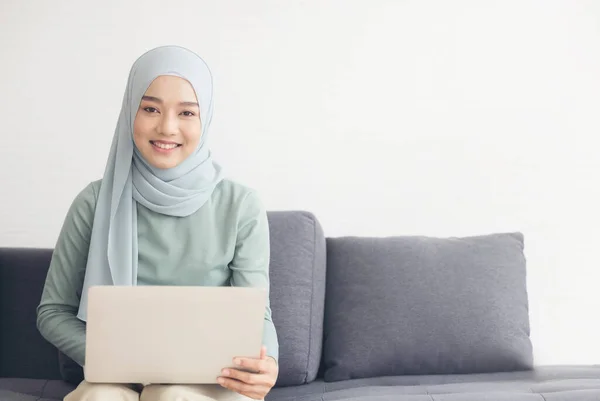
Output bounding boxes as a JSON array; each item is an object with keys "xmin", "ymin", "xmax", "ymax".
[{"xmin": 150, "ymin": 140, "xmax": 182, "ymax": 153}]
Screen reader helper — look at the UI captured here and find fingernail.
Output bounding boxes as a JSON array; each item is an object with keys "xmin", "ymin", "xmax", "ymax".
[
  {"xmin": 217, "ymin": 378, "xmax": 224, "ymax": 384},
  {"xmin": 234, "ymin": 358, "xmax": 241, "ymax": 365},
  {"xmin": 222, "ymin": 369, "xmax": 230, "ymax": 375}
]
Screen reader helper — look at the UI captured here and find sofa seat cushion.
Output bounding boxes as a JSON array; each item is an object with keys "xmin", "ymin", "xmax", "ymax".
[
  {"xmin": 266, "ymin": 366, "xmax": 600, "ymax": 401},
  {"xmin": 3, "ymin": 366, "xmax": 599, "ymax": 401},
  {"xmin": 0, "ymin": 378, "xmax": 75, "ymax": 401}
]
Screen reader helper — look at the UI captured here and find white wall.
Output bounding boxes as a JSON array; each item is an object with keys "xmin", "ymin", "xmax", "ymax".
[{"xmin": 1, "ymin": 0, "xmax": 599, "ymax": 366}]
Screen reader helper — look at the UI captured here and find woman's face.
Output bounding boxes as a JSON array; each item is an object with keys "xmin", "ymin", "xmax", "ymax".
[{"xmin": 133, "ymin": 75, "xmax": 201, "ymax": 169}]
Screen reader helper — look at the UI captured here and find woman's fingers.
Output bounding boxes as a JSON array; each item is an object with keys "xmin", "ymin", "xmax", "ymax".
[
  {"xmin": 220, "ymin": 345, "xmax": 277, "ymax": 399},
  {"xmin": 220, "ymin": 368, "xmax": 275, "ymax": 387},
  {"xmin": 232, "ymin": 356, "xmax": 268, "ymax": 374},
  {"xmin": 260, "ymin": 345, "xmax": 267, "ymax": 359},
  {"xmin": 217, "ymin": 375, "xmax": 267, "ymax": 399},
  {"xmin": 220, "ymin": 368, "xmax": 257, "ymax": 385}
]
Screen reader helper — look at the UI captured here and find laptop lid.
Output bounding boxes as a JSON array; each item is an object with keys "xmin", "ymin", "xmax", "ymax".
[{"xmin": 84, "ymin": 285, "xmax": 266, "ymax": 384}]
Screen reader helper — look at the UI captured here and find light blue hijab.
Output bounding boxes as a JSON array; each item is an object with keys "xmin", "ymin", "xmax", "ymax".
[{"xmin": 77, "ymin": 45, "xmax": 223, "ymax": 321}]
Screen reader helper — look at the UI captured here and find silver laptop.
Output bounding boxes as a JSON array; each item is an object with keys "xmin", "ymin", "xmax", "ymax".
[{"xmin": 84, "ymin": 285, "xmax": 266, "ymax": 384}]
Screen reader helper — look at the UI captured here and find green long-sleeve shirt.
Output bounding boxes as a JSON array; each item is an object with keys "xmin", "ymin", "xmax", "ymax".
[{"xmin": 36, "ymin": 178, "xmax": 279, "ymax": 367}]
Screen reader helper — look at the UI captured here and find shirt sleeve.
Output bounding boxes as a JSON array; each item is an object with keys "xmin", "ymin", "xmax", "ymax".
[
  {"xmin": 228, "ymin": 190, "xmax": 279, "ymax": 363},
  {"xmin": 36, "ymin": 182, "xmax": 98, "ymax": 367}
]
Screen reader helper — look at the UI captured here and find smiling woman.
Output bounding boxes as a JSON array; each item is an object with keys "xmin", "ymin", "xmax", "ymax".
[
  {"xmin": 36, "ymin": 45, "xmax": 279, "ymax": 401},
  {"xmin": 133, "ymin": 76, "xmax": 202, "ymax": 169}
]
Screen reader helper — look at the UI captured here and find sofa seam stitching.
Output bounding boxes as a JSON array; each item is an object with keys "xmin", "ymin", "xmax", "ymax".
[
  {"xmin": 426, "ymin": 386, "xmax": 434, "ymax": 401},
  {"xmin": 305, "ymin": 213, "xmax": 317, "ymax": 384},
  {"xmin": 36, "ymin": 380, "xmax": 49, "ymax": 401}
]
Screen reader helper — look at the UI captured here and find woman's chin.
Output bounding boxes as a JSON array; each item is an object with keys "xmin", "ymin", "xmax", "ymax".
[
  {"xmin": 145, "ymin": 155, "xmax": 183, "ymax": 170},
  {"xmin": 140, "ymin": 147, "xmax": 188, "ymax": 170}
]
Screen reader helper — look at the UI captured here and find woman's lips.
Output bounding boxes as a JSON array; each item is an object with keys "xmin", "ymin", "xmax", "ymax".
[{"xmin": 150, "ymin": 140, "xmax": 181, "ymax": 153}]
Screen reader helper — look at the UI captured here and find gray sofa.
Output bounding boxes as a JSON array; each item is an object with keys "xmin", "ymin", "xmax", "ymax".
[{"xmin": 1, "ymin": 211, "xmax": 599, "ymax": 400}]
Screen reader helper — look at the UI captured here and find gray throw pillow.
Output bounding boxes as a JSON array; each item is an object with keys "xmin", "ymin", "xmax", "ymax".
[{"xmin": 323, "ymin": 232, "xmax": 533, "ymax": 382}]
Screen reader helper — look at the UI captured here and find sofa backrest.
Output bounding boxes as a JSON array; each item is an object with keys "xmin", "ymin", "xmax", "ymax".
[
  {"xmin": 0, "ymin": 214, "xmax": 534, "ymax": 387},
  {"xmin": 0, "ymin": 211, "xmax": 328, "ymax": 388},
  {"xmin": 267, "ymin": 211, "xmax": 327, "ymax": 386},
  {"xmin": 0, "ymin": 247, "xmax": 62, "ymax": 380}
]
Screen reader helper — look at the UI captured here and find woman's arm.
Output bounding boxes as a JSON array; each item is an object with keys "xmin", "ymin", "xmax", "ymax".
[
  {"xmin": 220, "ymin": 189, "xmax": 279, "ymax": 399},
  {"xmin": 228, "ymin": 190, "xmax": 279, "ymax": 363},
  {"xmin": 36, "ymin": 182, "xmax": 98, "ymax": 367}
]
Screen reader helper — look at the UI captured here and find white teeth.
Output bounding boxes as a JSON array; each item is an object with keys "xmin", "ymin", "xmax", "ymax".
[{"xmin": 153, "ymin": 142, "xmax": 178, "ymax": 150}]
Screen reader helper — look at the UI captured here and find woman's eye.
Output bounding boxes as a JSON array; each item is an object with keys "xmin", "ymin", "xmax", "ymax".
[
  {"xmin": 144, "ymin": 107, "xmax": 158, "ymax": 113},
  {"xmin": 181, "ymin": 111, "xmax": 195, "ymax": 117}
]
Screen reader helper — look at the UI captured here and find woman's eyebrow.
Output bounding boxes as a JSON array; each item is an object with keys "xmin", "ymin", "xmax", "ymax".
[{"xmin": 142, "ymin": 95, "xmax": 198, "ymax": 107}]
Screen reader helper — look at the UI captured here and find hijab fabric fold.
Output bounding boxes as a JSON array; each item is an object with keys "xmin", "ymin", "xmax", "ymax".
[{"xmin": 77, "ymin": 46, "xmax": 223, "ymax": 321}]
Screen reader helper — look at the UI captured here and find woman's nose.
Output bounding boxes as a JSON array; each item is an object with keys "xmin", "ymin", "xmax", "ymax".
[{"xmin": 159, "ymin": 114, "xmax": 179, "ymax": 136}]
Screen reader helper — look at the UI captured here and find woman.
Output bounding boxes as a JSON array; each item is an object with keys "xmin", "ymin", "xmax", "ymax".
[{"xmin": 36, "ymin": 45, "xmax": 279, "ymax": 401}]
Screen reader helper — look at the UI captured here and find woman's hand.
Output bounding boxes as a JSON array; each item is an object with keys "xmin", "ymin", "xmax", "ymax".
[{"xmin": 218, "ymin": 345, "xmax": 278, "ymax": 400}]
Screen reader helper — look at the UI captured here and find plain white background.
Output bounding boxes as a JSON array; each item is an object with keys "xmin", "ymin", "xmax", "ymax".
[{"xmin": 1, "ymin": 0, "xmax": 599, "ymax": 366}]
